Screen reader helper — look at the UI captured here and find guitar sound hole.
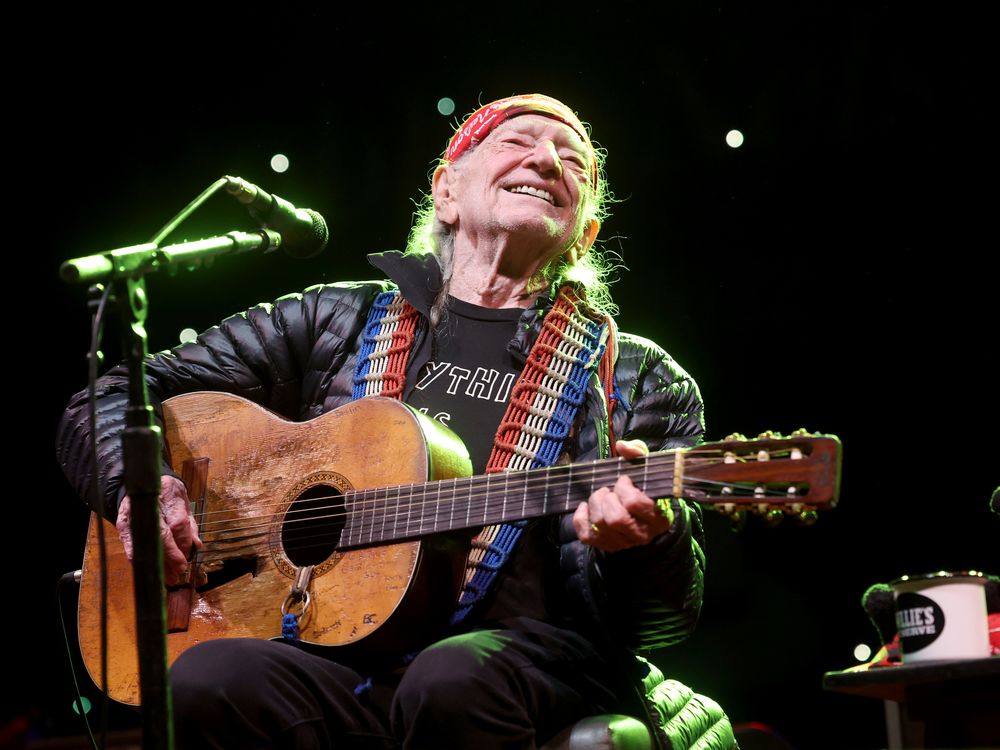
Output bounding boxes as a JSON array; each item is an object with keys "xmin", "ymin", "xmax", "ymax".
[{"xmin": 282, "ymin": 484, "xmax": 344, "ymax": 566}]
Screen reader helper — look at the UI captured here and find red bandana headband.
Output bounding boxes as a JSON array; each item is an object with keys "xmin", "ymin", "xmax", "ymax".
[{"xmin": 444, "ymin": 94, "xmax": 599, "ymax": 193}]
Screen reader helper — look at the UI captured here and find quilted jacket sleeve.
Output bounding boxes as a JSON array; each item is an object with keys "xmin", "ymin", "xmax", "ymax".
[
  {"xmin": 54, "ymin": 282, "xmax": 382, "ymax": 520},
  {"xmin": 562, "ymin": 332, "xmax": 707, "ymax": 653}
]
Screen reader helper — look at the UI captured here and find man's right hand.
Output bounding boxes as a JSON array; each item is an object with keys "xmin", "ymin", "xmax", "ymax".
[{"xmin": 116, "ymin": 475, "xmax": 202, "ymax": 586}]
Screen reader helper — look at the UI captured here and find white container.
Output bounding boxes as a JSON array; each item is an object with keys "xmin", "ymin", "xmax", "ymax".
[{"xmin": 891, "ymin": 571, "xmax": 991, "ymax": 663}]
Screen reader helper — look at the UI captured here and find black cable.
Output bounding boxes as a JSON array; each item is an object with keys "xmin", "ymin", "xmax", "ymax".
[
  {"xmin": 86, "ymin": 281, "xmax": 114, "ymax": 750},
  {"xmin": 56, "ymin": 570, "xmax": 99, "ymax": 750}
]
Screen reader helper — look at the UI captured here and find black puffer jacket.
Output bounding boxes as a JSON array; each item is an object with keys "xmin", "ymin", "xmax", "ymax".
[{"xmin": 56, "ymin": 251, "xmax": 706, "ymax": 653}]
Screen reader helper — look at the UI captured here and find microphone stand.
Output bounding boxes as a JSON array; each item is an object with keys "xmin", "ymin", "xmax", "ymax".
[
  {"xmin": 116, "ymin": 271, "xmax": 173, "ymax": 750},
  {"xmin": 63, "ymin": 228, "xmax": 281, "ymax": 750}
]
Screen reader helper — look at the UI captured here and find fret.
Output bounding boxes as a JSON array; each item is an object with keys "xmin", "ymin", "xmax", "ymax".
[
  {"xmin": 352, "ymin": 488, "xmax": 360, "ymax": 547},
  {"xmin": 641, "ymin": 455, "xmax": 648, "ymax": 494},
  {"xmin": 449, "ymin": 477, "xmax": 457, "ymax": 530},
  {"xmin": 542, "ymin": 465, "xmax": 550, "ymax": 515},
  {"xmin": 590, "ymin": 461, "xmax": 597, "ymax": 506},
  {"xmin": 365, "ymin": 486, "xmax": 372, "ymax": 542},
  {"xmin": 500, "ymin": 471, "xmax": 508, "ymax": 525},
  {"xmin": 483, "ymin": 474, "xmax": 490, "ymax": 524},
  {"xmin": 564, "ymin": 464, "xmax": 573, "ymax": 511},
  {"xmin": 521, "ymin": 469, "xmax": 528, "ymax": 519},
  {"xmin": 504, "ymin": 471, "xmax": 511, "ymax": 524},
  {"xmin": 521, "ymin": 474, "xmax": 528, "ymax": 518},
  {"xmin": 355, "ymin": 490, "xmax": 363, "ymax": 546},
  {"xmin": 357, "ymin": 490, "xmax": 364, "ymax": 545},
  {"xmin": 380, "ymin": 485, "xmax": 388, "ymax": 543},
  {"xmin": 391, "ymin": 485, "xmax": 399, "ymax": 538},
  {"xmin": 466, "ymin": 476, "xmax": 473, "ymax": 526},
  {"xmin": 433, "ymin": 478, "xmax": 441, "ymax": 534},
  {"xmin": 342, "ymin": 491, "xmax": 352, "ymax": 547},
  {"xmin": 351, "ymin": 489, "xmax": 368, "ymax": 544},
  {"xmin": 407, "ymin": 482, "xmax": 415, "ymax": 535},
  {"xmin": 348, "ymin": 490, "xmax": 357, "ymax": 547}
]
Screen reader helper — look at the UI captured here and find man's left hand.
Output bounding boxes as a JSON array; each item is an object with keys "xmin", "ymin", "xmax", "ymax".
[{"xmin": 573, "ymin": 439, "xmax": 674, "ymax": 551}]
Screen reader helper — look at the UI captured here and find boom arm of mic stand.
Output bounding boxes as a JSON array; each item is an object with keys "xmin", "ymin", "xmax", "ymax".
[{"xmin": 60, "ymin": 229, "xmax": 283, "ymax": 285}]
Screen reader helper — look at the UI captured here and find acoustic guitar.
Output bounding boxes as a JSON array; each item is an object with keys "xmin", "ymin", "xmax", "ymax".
[{"xmin": 78, "ymin": 393, "xmax": 841, "ymax": 704}]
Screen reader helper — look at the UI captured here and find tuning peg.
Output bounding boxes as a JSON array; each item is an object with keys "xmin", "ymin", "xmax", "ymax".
[
  {"xmin": 797, "ymin": 509, "xmax": 818, "ymax": 526},
  {"xmin": 729, "ymin": 509, "xmax": 747, "ymax": 533},
  {"xmin": 764, "ymin": 508, "xmax": 784, "ymax": 527}
]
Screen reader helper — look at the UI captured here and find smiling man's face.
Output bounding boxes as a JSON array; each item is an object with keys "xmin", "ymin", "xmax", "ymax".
[{"xmin": 434, "ymin": 114, "xmax": 598, "ymax": 270}]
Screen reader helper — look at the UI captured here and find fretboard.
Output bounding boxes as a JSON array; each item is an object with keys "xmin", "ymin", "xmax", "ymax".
[{"xmin": 336, "ymin": 452, "xmax": 678, "ymax": 549}]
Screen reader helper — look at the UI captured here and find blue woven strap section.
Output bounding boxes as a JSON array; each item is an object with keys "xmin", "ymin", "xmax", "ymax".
[
  {"xmin": 353, "ymin": 676, "xmax": 373, "ymax": 697},
  {"xmin": 351, "ymin": 290, "xmax": 399, "ymax": 400},
  {"xmin": 450, "ymin": 520, "xmax": 528, "ymax": 626},
  {"xmin": 282, "ymin": 613, "xmax": 300, "ymax": 642},
  {"xmin": 532, "ymin": 327, "xmax": 604, "ymax": 469}
]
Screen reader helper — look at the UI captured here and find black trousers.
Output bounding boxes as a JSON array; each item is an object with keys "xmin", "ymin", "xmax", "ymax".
[{"xmin": 171, "ymin": 617, "xmax": 626, "ymax": 749}]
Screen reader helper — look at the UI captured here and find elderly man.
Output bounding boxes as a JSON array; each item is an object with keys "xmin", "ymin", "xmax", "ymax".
[{"xmin": 58, "ymin": 94, "xmax": 707, "ymax": 749}]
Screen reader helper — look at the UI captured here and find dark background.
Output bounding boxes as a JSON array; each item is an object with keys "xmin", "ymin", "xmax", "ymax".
[{"xmin": 11, "ymin": 6, "xmax": 996, "ymax": 749}]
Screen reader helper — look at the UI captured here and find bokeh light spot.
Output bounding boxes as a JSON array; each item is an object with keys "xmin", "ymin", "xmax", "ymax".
[
  {"xmin": 271, "ymin": 153, "xmax": 290, "ymax": 173},
  {"xmin": 726, "ymin": 129, "xmax": 745, "ymax": 148}
]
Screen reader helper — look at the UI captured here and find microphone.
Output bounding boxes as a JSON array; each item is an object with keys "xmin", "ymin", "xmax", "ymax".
[
  {"xmin": 861, "ymin": 582, "xmax": 897, "ymax": 647},
  {"xmin": 861, "ymin": 582, "xmax": 901, "ymax": 663},
  {"xmin": 224, "ymin": 176, "xmax": 329, "ymax": 259}
]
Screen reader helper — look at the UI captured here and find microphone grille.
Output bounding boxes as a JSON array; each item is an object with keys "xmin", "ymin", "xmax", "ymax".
[
  {"xmin": 285, "ymin": 209, "xmax": 329, "ymax": 260},
  {"xmin": 861, "ymin": 582, "xmax": 897, "ymax": 645}
]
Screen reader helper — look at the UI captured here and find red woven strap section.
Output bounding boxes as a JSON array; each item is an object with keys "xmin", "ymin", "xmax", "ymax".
[
  {"xmin": 485, "ymin": 287, "xmax": 601, "ymax": 473},
  {"xmin": 379, "ymin": 301, "xmax": 420, "ymax": 399}
]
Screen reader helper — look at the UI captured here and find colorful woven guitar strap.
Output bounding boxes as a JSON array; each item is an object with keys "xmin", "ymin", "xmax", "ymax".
[
  {"xmin": 352, "ymin": 290, "xmax": 423, "ymax": 400},
  {"xmin": 351, "ymin": 286, "xmax": 607, "ymax": 626}
]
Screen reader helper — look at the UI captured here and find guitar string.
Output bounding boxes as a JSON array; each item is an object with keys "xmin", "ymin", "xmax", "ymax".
[
  {"xmin": 184, "ymin": 452, "xmax": 824, "ymax": 561},
  {"xmin": 191, "ymin": 473, "xmax": 815, "ymax": 565},
  {"xmin": 190, "ymin": 451, "xmax": 796, "ymax": 534},
  {"xmin": 190, "ymin": 446, "xmax": 812, "ymax": 531},
  {"xmin": 189, "ymin": 453, "xmax": 816, "ymax": 541},
  {"xmin": 190, "ymin": 470, "xmax": 816, "ymax": 563}
]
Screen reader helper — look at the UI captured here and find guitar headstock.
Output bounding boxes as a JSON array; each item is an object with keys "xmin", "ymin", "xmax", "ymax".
[{"xmin": 682, "ymin": 429, "xmax": 841, "ymax": 526}]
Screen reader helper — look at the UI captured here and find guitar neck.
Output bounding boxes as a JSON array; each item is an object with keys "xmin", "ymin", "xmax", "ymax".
[{"xmin": 335, "ymin": 431, "xmax": 841, "ymax": 549}]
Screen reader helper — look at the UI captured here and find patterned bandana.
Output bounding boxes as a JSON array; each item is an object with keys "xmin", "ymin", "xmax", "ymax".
[{"xmin": 444, "ymin": 94, "xmax": 599, "ymax": 193}]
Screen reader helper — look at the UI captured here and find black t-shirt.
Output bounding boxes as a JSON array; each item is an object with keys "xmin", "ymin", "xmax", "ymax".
[
  {"xmin": 406, "ymin": 296, "xmax": 523, "ymax": 474},
  {"xmin": 405, "ymin": 297, "xmax": 563, "ymax": 625}
]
